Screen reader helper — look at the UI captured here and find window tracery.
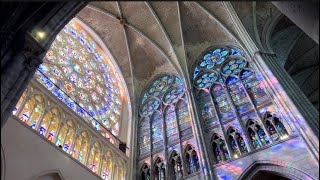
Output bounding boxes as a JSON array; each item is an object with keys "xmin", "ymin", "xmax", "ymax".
[
  {"xmin": 211, "ymin": 133, "xmax": 230, "ymax": 163},
  {"xmin": 192, "ymin": 46, "xmax": 291, "ymax": 163},
  {"xmin": 12, "ymin": 77, "xmax": 126, "ymax": 179},
  {"xmin": 169, "ymin": 151, "xmax": 183, "ymax": 179},
  {"xmin": 34, "ymin": 19, "xmax": 126, "ymax": 136},
  {"xmin": 153, "ymin": 158, "xmax": 165, "ymax": 180},
  {"xmin": 138, "ymin": 74, "xmax": 192, "ymax": 156},
  {"xmin": 141, "ymin": 164, "xmax": 151, "ymax": 180},
  {"xmin": 185, "ymin": 146, "xmax": 200, "ymax": 174}
]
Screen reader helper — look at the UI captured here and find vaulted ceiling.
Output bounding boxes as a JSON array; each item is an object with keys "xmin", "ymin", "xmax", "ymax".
[
  {"xmin": 75, "ymin": 1, "xmax": 318, "ymax": 112},
  {"xmin": 76, "ymin": 1, "xmax": 240, "ymax": 104}
]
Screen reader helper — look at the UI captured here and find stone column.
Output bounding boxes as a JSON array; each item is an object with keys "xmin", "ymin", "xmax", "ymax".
[
  {"xmin": 1, "ymin": 34, "xmax": 44, "ymax": 128},
  {"xmin": 185, "ymin": 90, "xmax": 214, "ymax": 180},
  {"xmin": 272, "ymin": 1, "xmax": 319, "ymax": 44},
  {"xmin": 253, "ymin": 51, "xmax": 319, "ymax": 159}
]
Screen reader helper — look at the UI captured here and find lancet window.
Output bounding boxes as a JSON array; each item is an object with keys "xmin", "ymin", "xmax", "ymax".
[{"xmin": 192, "ymin": 46, "xmax": 292, "ymax": 163}]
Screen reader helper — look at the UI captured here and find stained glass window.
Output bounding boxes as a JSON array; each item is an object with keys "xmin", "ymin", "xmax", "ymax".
[
  {"xmin": 165, "ymin": 106, "xmax": 179, "ymax": 144},
  {"xmin": 138, "ymin": 74, "xmax": 193, "ymax": 158},
  {"xmin": 176, "ymin": 101, "xmax": 192, "ymax": 140},
  {"xmin": 170, "ymin": 151, "xmax": 183, "ymax": 179},
  {"xmin": 196, "ymin": 90, "xmax": 217, "ymax": 129},
  {"xmin": 211, "ymin": 84, "xmax": 234, "ymax": 121},
  {"xmin": 12, "ymin": 89, "xmax": 28, "ymax": 115},
  {"xmin": 264, "ymin": 112, "xmax": 289, "ymax": 140},
  {"xmin": 35, "ymin": 19, "xmax": 126, "ymax": 136},
  {"xmin": 39, "ymin": 108, "xmax": 61, "ymax": 142},
  {"xmin": 154, "ymin": 158, "xmax": 165, "ymax": 180},
  {"xmin": 88, "ymin": 142, "xmax": 102, "ymax": 174},
  {"xmin": 139, "ymin": 118, "xmax": 150, "ymax": 155},
  {"xmin": 192, "ymin": 46, "xmax": 292, "ymax": 163},
  {"xmin": 18, "ymin": 94, "xmax": 44, "ymax": 129},
  {"xmin": 240, "ymin": 69, "xmax": 270, "ymax": 107},
  {"xmin": 141, "ymin": 164, "xmax": 151, "ymax": 180},
  {"xmin": 212, "ymin": 134, "xmax": 230, "ymax": 163},
  {"xmin": 185, "ymin": 146, "xmax": 200, "ymax": 174},
  {"xmin": 151, "ymin": 112, "xmax": 164, "ymax": 151},
  {"xmin": 226, "ymin": 76, "xmax": 253, "ymax": 114}
]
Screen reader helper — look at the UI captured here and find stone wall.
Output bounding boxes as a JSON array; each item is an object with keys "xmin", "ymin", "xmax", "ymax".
[{"xmin": 1, "ymin": 115, "xmax": 102, "ymax": 180}]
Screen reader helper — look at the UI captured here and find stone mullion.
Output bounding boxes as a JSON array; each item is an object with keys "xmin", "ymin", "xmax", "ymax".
[
  {"xmin": 222, "ymin": 84, "xmax": 254, "ymax": 152},
  {"xmin": 185, "ymin": 90, "xmax": 213, "ymax": 180},
  {"xmin": 62, "ymin": 127, "xmax": 71, "ymax": 152},
  {"xmin": 270, "ymin": 121, "xmax": 282, "ymax": 139},
  {"xmin": 45, "ymin": 115, "xmax": 54, "ymax": 137},
  {"xmin": 84, "ymin": 140, "xmax": 94, "ymax": 167},
  {"xmin": 208, "ymin": 89, "xmax": 233, "ymax": 162},
  {"xmin": 232, "ymin": 135, "xmax": 242, "ymax": 156},
  {"xmin": 173, "ymin": 105, "xmax": 188, "ymax": 177},
  {"xmin": 53, "ymin": 122, "xmax": 64, "ymax": 144},
  {"xmin": 15, "ymin": 93, "xmax": 31, "ymax": 117},
  {"xmin": 254, "ymin": 52, "xmax": 319, "ymax": 158},
  {"xmin": 239, "ymin": 77, "xmax": 273, "ymax": 144},
  {"xmin": 110, "ymin": 160, "xmax": 116, "ymax": 180},
  {"xmin": 26, "ymin": 103, "xmax": 37, "ymax": 125},
  {"xmin": 1, "ymin": 42, "xmax": 43, "ymax": 128},
  {"xmin": 149, "ymin": 117, "xmax": 154, "ymax": 180},
  {"xmin": 98, "ymin": 153, "xmax": 105, "ymax": 178},
  {"xmin": 69, "ymin": 131, "xmax": 78, "ymax": 156},
  {"xmin": 161, "ymin": 106, "xmax": 169, "ymax": 180},
  {"xmin": 77, "ymin": 139, "xmax": 84, "ymax": 163},
  {"xmin": 34, "ymin": 108, "xmax": 47, "ymax": 131},
  {"xmin": 251, "ymin": 126, "xmax": 263, "ymax": 148}
]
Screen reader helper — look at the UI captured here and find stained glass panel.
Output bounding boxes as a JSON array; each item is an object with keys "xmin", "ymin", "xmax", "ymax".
[
  {"xmin": 152, "ymin": 113, "xmax": 164, "ymax": 150},
  {"xmin": 165, "ymin": 106, "xmax": 179, "ymax": 144},
  {"xmin": 194, "ymin": 72, "xmax": 218, "ymax": 89},
  {"xmin": 211, "ymin": 84, "xmax": 234, "ymax": 121},
  {"xmin": 35, "ymin": 19, "xmax": 126, "ymax": 134},
  {"xmin": 176, "ymin": 101, "xmax": 192, "ymax": 139}
]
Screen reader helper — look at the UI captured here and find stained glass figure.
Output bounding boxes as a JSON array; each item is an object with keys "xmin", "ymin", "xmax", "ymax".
[{"xmin": 212, "ymin": 134, "xmax": 230, "ymax": 163}]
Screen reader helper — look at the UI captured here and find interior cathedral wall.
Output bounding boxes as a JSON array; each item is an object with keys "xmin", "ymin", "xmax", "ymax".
[{"xmin": 1, "ymin": 115, "xmax": 102, "ymax": 180}]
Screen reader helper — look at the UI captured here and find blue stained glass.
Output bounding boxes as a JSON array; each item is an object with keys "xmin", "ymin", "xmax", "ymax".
[
  {"xmin": 30, "ymin": 120, "xmax": 37, "ymax": 129},
  {"xmin": 226, "ymin": 76, "xmax": 239, "ymax": 85},
  {"xmin": 193, "ymin": 67, "xmax": 201, "ymax": 79},
  {"xmin": 64, "ymin": 143, "xmax": 70, "ymax": 151},
  {"xmin": 230, "ymin": 48, "xmax": 243, "ymax": 56},
  {"xmin": 39, "ymin": 126, "xmax": 46, "ymax": 136}
]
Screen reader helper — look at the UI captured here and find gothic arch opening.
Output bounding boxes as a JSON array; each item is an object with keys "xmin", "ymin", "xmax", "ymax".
[
  {"xmin": 239, "ymin": 162, "xmax": 315, "ymax": 180},
  {"xmin": 251, "ymin": 171, "xmax": 290, "ymax": 180}
]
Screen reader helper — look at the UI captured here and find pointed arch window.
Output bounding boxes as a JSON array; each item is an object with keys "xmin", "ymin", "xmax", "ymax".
[
  {"xmin": 153, "ymin": 158, "xmax": 165, "ymax": 180},
  {"xmin": 56, "ymin": 119, "xmax": 76, "ymax": 153},
  {"xmin": 38, "ymin": 108, "xmax": 61, "ymax": 140},
  {"xmin": 140, "ymin": 164, "xmax": 151, "ymax": 180},
  {"xmin": 227, "ymin": 128, "xmax": 248, "ymax": 158},
  {"xmin": 246, "ymin": 119, "xmax": 270, "ymax": 149},
  {"xmin": 169, "ymin": 151, "xmax": 183, "ymax": 179},
  {"xmin": 101, "ymin": 151, "xmax": 113, "ymax": 180},
  {"xmin": 87, "ymin": 141, "xmax": 102, "ymax": 174},
  {"xmin": 191, "ymin": 46, "xmax": 291, "ymax": 161},
  {"xmin": 138, "ymin": 74, "xmax": 193, "ymax": 157},
  {"xmin": 18, "ymin": 94, "xmax": 45, "ymax": 129},
  {"xmin": 185, "ymin": 146, "xmax": 200, "ymax": 174},
  {"xmin": 164, "ymin": 106, "xmax": 179, "ymax": 144},
  {"xmin": 211, "ymin": 133, "xmax": 230, "ymax": 163},
  {"xmin": 12, "ymin": 89, "xmax": 28, "ymax": 115},
  {"xmin": 264, "ymin": 112, "xmax": 289, "ymax": 141}
]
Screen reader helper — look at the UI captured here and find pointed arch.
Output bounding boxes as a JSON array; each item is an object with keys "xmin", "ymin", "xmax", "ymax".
[
  {"xmin": 239, "ymin": 161, "xmax": 315, "ymax": 180},
  {"xmin": 30, "ymin": 169, "xmax": 65, "ymax": 180}
]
